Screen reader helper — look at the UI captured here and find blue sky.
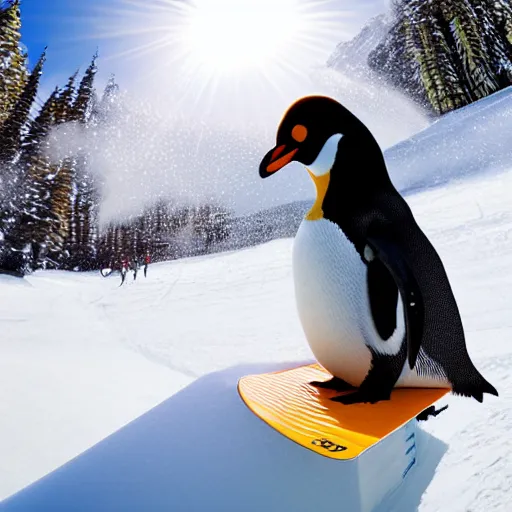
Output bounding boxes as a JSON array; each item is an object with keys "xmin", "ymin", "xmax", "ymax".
[{"xmin": 20, "ymin": 1, "xmax": 107, "ymax": 93}]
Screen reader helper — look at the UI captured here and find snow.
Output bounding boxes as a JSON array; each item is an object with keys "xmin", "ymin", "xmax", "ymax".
[
  {"xmin": 1, "ymin": 91, "xmax": 512, "ymax": 510},
  {"xmin": 0, "ymin": 361, "xmax": 445, "ymax": 512},
  {"xmin": 386, "ymin": 86, "xmax": 512, "ymax": 194},
  {"xmin": 0, "ymin": 273, "xmax": 191, "ymax": 501}
]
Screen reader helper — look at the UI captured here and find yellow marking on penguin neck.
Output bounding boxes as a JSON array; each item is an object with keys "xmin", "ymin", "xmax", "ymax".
[{"xmin": 305, "ymin": 169, "xmax": 330, "ymax": 221}]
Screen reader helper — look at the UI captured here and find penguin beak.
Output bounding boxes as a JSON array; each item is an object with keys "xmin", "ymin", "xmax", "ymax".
[{"xmin": 259, "ymin": 144, "xmax": 298, "ymax": 178}]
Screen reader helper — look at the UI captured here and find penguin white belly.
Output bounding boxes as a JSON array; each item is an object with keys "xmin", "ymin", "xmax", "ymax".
[
  {"xmin": 292, "ymin": 217, "xmax": 450, "ymax": 389},
  {"xmin": 292, "ymin": 218, "xmax": 372, "ymax": 386}
]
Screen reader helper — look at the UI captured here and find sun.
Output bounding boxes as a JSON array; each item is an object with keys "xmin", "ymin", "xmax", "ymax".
[
  {"xmin": 89, "ymin": 0, "xmax": 351, "ymax": 123},
  {"xmin": 180, "ymin": 0, "xmax": 306, "ymax": 77}
]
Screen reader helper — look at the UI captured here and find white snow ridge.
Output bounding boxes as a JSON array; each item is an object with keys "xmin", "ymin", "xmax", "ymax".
[{"xmin": 1, "ymin": 89, "xmax": 511, "ymax": 511}]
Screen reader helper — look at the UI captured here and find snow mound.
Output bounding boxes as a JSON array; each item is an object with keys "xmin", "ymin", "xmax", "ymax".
[{"xmin": 0, "ymin": 363, "xmax": 448, "ymax": 512}]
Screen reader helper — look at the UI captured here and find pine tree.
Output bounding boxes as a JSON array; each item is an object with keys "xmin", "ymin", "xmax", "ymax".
[
  {"xmin": 21, "ymin": 86, "xmax": 59, "ymax": 163},
  {"xmin": 0, "ymin": 50, "xmax": 48, "ymax": 273},
  {"xmin": 448, "ymin": 0, "xmax": 499, "ymax": 99},
  {"xmin": 423, "ymin": 3, "xmax": 469, "ymax": 113},
  {"xmin": 474, "ymin": 0, "xmax": 512, "ymax": 84},
  {"xmin": 54, "ymin": 71, "xmax": 78, "ymax": 124},
  {"xmin": 24, "ymin": 88, "xmax": 71, "ymax": 266},
  {"xmin": 190, "ymin": 204, "xmax": 231, "ymax": 253},
  {"xmin": 65, "ymin": 54, "xmax": 99, "ymax": 270},
  {"xmin": 0, "ymin": 0, "xmax": 27, "ymax": 124},
  {"xmin": 382, "ymin": 1, "xmax": 466, "ymax": 115},
  {"xmin": 0, "ymin": 83, "xmax": 64, "ymax": 272},
  {"xmin": 19, "ymin": 88, "xmax": 60, "ymax": 265},
  {"xmin": 367, "ymin": 0, "xmax": 512, "ymax": 116},
  {"xmin": 97, "ymin": 223, "xmax": 117, "ymax": 268},
  {"xmin": 47, "ymin": 71, "xmax": 79, "ymax": 268},
  {"xmin": 0, "ymin": 48, "xmax": 46, "ymax": 163},
  {"xmin": 102, "ymin": 74, "xmax": 120, "ymax": 108},
  {"xmin": 47, "ymin": 164, "xmax": 73, "ymax": 265},
  {"xmin": 491, "ymin": 0, "xmax": 512, "ymax": 45},
  {"xmin": 71, "ymin": 52, "xmax": 98, "ymax": 123}
]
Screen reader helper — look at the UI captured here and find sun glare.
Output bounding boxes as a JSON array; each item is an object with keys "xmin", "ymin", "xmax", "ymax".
[
  {"xmin": 181, "ymin": 0, "xmax": 306, "ymax": 76},
  {"xmin": 90, "ymin": 0, "xmax": 352, "ymax": 123}
]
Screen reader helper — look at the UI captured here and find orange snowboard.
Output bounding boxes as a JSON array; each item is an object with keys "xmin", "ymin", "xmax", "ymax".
[{"xmin": 238, "ymin": 364, "xmax": 450, "ymax": 460}]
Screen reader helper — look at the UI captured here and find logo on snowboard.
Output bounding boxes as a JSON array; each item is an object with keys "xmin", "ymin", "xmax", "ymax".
[{"xmin": 312, "ymin": 438, "xmax": 347, "ymax": 453}]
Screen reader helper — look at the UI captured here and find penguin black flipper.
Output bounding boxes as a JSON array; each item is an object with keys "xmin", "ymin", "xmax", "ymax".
[
  {"xmin": 366, "ymin": 258, "xmax": 399, "ymax": 340},
  {"xmin": 366, "ymin": 234, "xmax": 425, "ymax": 370}
]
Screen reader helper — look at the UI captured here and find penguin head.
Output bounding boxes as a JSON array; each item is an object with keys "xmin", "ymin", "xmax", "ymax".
[{"xmin": 259, "ymin": 95, "xmax": 366, "ymax": 179}]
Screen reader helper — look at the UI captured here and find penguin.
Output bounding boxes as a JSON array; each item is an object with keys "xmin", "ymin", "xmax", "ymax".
[{"xmin": 258, "ymin": 95, "xmax": 498, "ymax": 405}]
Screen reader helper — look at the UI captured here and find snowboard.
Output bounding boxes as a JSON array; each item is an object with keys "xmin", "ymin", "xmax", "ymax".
[{"xmin": 238, "ymin": 363, "xmax": 450, "ymax": 460}]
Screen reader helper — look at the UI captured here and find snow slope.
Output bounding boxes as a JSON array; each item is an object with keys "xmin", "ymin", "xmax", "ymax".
[
  {"xmin": 0, "ymin": 362, "xmax": 448, "ymax": 512},
  {"xmin": 1, "ymin": 95, "xmax": 512, "ymax": 509},
  {"xmin": 386, "ymin": 86, "xmax": 512, "ymax": 194},
  {"xmin": 1, "ymin": 167, "xmax": 511, "ymax": 511},
  {"xmin": 0, "ymin": 273, "xmax": 192, "ymax": 501}
]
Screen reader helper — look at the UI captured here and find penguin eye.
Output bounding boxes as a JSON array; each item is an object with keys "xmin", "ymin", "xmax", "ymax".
[{"xmin": 291, "ymin": 124, "xmax": 308, "ymax": 143}]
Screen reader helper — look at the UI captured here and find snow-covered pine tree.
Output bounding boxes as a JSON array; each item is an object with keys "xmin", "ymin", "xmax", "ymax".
[
  {"xmin": 367, "ymin": 0, "xmax": 512, "ymax": 115},
  {"xmin": 0, "ymin": 48, "xmax": 45, "ymax": 163},
  {"xmin": 105, "ymin": 224, "xmax": 116, "ymax": 266},
  {"xmin": 446, "ymin": 0, "xmax": 499, "ymax": 100},
  {"xmin": 490, "ymin": 0, "xmax": 512, "ymax": 44},
  {"xmin": 54, "ymin": 71, "xmax": 78, "ymax": 124},
  {"xmin": 114, "ymin": 225, "xmax": 123, "ymax": 260},
  {"xmin": 49, "ymin": 71, "xmax": 79, "ymax": 268},
  {"xmin": 94, "ymin": 74, "xmax": 120, "ymax": 125},
  {"xmin": 13, "ymin": 87, "xmax": 62, "ymax": 269},
  {"xmin": 431, "ymin": 6, "xmax": 470, "ymax": 111},
  {"xmin": 474, "ymin": 0, "xmax": 512, "ymax": 84},
  {"xmin": 139, "ymin": 207, "xmax": 154, "ymax": 260},
  {"xmin": 404, "ymin": 1, "xmax": 467, "ymax": 114},
  {"xmin": 0, "ymin": 50, "xmax": 48, "ymax": 275},
  {"xmin": 21, "ymin": 87, "xmax": 59, "ymax": 156},
  {"xmin": 67, "ymin": 53, "xmax": 99, "ymax": 271},
  {"xmin": 97, "ymin": 223, "xmax": 117, "ymax": 269},
  {"xmin": 136, "ymin": 216, "xmax": 148, "ymax": 257},
  {"xmin": 47, "ymin": 164, "xmax": 73, "ymax": 265},
  {"xmin": 0, "ymin": 0, "xmax": 27, "ymax": 125},
  {"xmin": 71, "ymin": 53, "xmax": 98, "ymax": 124},
  {"xmin": 191, "ymin": 204, "xmax": 231, "ymax": 253}
]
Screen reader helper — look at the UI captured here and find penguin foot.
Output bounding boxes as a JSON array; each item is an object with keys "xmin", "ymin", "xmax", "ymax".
[
  {"xmin": 309, "ymin": 377, "xmax": 355, "ymax": 392},
  {"xmin": 416, "ymin": 404, "xmax": 449, "ymax": 421},
  {"xmin": 331, "ymin": 389, "xmax": 391, "ymax": 405}
]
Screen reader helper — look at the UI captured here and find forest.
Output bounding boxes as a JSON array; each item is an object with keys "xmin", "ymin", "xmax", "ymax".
[
  {"xmin": 368, "ymin": 0, "xmax": 512, "ymax": 115},
  {"xmin": 0, "ymin": 0, "xmax": 231, "ymax": 276}
]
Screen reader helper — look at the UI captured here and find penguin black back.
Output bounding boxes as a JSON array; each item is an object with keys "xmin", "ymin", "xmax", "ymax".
[{"xmin": 322, "ymin": 102, "xmax": 498, "ymax": 402}]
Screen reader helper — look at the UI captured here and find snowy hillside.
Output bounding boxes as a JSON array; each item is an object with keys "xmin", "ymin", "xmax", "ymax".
[
  {"xmin": 1, "ymin": 97, "xmax": 512, "ymax": 510},
  {"xmin": 386, "ymin": 86, "xmax": 512, "ymax": 194}
]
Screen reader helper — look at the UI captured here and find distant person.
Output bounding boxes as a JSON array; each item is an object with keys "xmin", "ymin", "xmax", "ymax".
[
  {"xmin": 120, "ymin": 256, "xmax": 129, "ymax": 286},
  {"xmin": 144, "ymin": 253, "xmax": 151, "ymax": 278},
  {"xmin": 131, "ymin": 257, "xmax": 139, "ymax": 281}
]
